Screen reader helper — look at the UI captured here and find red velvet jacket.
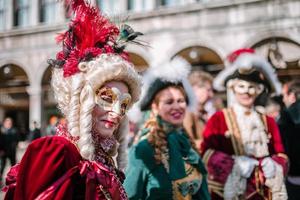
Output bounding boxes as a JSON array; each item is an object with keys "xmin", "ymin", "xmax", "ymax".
[
  {"xmin": 201, "ymin": 110, "xmax": 288, "ymax": 200},
  {"xmin": 3, "ymin": 136, "xmax": 127, "ymax": 200}
]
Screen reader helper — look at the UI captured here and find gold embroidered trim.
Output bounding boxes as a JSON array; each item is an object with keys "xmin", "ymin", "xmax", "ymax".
[
  {"xmin": 172, "ymin": 163, "xmax": 202, "ymax": 200},
  {"xmin": 208, "ymin": 180, "xmax": 224, "ymax": 188},
  {"xmin": 204, "ymin": 152, "xmax": 226, "ymax": 198},
  {"xmin": 229, "ymin": 108, "xmax": 245, "ymax": 155},
  {"xmin": 207, "ymin": 179, "xmax": 224, "ymax": 197},
  {"xmin": 98, "ymin": 185, "xmax": 112, "ymax": 200},
  {"xmin": 202, "ymin": 149, "xmax": 214, "ymax": 166},
  {"xmin": 246, "ymin": 191, "xmax": 258, "ymax": 199},
  {"xmin": 259, "ymin": 113, "xmax": 272, "ymax": 141},
  {"xmin": 222, "ymin": 108, "xmax": 244, "ymax": 155},
  {"xmin": 213, "ymin": 190, "xmax": 224, "ymax": 198},
  {"xmin": 223, "ymin": 108, "xmax": 237, "ymax": 154},
  {"xmin": 207, "ymin": 183, "xmax": 224, "ymax": 198}
]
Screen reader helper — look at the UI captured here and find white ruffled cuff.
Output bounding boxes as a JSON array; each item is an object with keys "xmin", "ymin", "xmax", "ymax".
[
  {"xmin": 223, "ymin": 159, "xmax": 247, "ymax": 200},
  {"xmin": 265, "ymin": 162, "xmax": 288, "ymax": 200}
]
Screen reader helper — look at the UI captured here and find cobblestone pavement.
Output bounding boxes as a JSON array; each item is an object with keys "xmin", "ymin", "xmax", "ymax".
[{"xmin": 0, "ymin": 141, "xmax": 28, "ymax": 199}]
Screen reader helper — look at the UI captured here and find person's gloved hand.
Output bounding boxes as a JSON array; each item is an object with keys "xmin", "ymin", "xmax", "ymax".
[
  {"xmin": 235, "ymin": 156, "xmax": 259, "ymax": 178},
  {"xmin": 261, "ymin": 157, "xmax": 276, "ymax": 179}
]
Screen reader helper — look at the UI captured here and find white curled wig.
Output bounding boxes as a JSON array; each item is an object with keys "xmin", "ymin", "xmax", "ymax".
[{"xmin": 51, "ymin": 54, "xmax": 141, "ymax": 169}]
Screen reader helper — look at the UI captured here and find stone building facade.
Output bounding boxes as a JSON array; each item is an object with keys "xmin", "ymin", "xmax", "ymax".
[{"xmin": 0, "ymin": 0, "xmax": 299, "ymax": 133}]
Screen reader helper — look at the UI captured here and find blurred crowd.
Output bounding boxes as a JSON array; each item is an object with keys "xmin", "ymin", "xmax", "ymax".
[
  {"xmin": 0, "ymin": 115, "xmax": 67, "ymax": 185},
  {"xmin": 0, "ymin": 0, "xmax": 299, "ymax": 198},
  {"xmin": 124, "ymin": 49, "xmax": 299, "ymax": 199},
  {"xmin": 0, "ymin": 61, "xmax": 300, "ymax": 199},
  {"xmin": 0, "ymin": 48, "xmax": 299, "ymax": 199},
  {"xmin": 0, "ymin": 57, "xmax": 300, "ymax": 199}
]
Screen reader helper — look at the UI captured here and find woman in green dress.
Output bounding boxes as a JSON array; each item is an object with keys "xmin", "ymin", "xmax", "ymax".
[{"xmin": 124, "ymin": 58, "xmax": 210, "ymax": 200}]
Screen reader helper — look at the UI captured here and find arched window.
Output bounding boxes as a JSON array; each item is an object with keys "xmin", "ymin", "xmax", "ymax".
[
  {"xmin": 173, "ymin": 46, "xmax": 224, "ymax": 76},
  {"xmin": 128, "ymin": 52, "xmax": 149, "ymax": 73},
  {"xmin": 0, "ymin": 64, "xmax": 30, "ymax": 139},
  {"xmin": 173, "ymin": 46, "xmax": 225, "ymax": 111},
  {"xmin": 252, "ymin": 37, "xmax": 300, "ymax": 82}
]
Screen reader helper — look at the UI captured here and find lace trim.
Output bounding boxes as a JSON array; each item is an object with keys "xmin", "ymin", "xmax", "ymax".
[
  {"xmin": 223, "ymin": 159, "xmax": 247, "ymax": 200},
  {"xmin": 56, "ymin": 123, "xmax": 79, "ymax": 143},
  {"xmin": 55, "ymin": 124, "xmax": 124, "ymax": 182},
  {"xmin": 265, "ymin": 163, "xmax": 288, "ymax": 200}
]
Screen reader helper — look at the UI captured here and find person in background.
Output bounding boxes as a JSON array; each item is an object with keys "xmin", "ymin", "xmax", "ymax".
[
  {"xmin": 28, "ymin": 121, "xmax": 41, "ymax": 141},
  {"xmin": 202, "ymin": 49, "xmax": 288, "ymax": 199},
  {"xmin": 58, "ymin": 117, "xmax": 67, "ymax": 126},
  {"xmin": 265, "ymin": 95, "xmax": 285, "ymax": 121},
  {"xmin": 127, "ymin": 121, "xmax": 139, "ymax": 148},
  {"xmin": 0, "ymin": 117, "xmax": 19, "ymax": 184},
  {"xmin": 278, "ymin": 79, "xmax": 300, "ymax": 200},
  {"xmin": 2, "ymin": 0, "xmax": 143, "ymax": 199},
  {"xmin": 184, "ymin": 70, "xmax": 214, "ymax": 148},
  {"xmin": 45, "ymin": 116, "xmax": 58, "ymax": 136},
  {"xmin": 125, "ymin": 58, "xmax": 210, "ymax": 200}
]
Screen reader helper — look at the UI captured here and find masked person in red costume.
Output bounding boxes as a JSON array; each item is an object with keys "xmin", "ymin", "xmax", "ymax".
[
  {"xmin": 201, "ymin": 49, "xmax": 288, "ymax": 200},
  {"xmin": 2, "ymin": 0, "xmax": 143, "ymax": 199}
]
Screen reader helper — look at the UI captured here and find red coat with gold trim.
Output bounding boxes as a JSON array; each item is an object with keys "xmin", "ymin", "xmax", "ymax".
[{"xmin": 201, "ymin": 110, "xmax": 288, "ymax": 200}]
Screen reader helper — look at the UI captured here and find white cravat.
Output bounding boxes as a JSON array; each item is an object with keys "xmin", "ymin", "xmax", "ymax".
[{"xmin": 233, "ymin": 104, "xmax": 269, "ymax": 158}]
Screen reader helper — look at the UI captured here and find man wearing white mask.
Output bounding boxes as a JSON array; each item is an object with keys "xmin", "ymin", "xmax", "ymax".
[{"xmin": 201, "ymin": 49, "xmax": 288, "ymax": 200}]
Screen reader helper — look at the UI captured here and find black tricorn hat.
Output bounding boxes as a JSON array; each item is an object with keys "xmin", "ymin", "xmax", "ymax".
[
  {"xmin": 137, "ymin": 57, "xmax": 196, "ymax": 112},
  {"xmin": 214, "ymin": 51, "xmax": 281, "ymax": 95},
  {"xmin": 140, "ymin": 78, "xmax": 189, "ymax": 111},
  {"xmin": 224, "ymin": 68, "xmax": 271, "ymax": 92}
]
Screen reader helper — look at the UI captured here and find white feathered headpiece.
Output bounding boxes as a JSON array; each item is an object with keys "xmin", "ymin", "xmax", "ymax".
[
  {"xmin": 128, "ymin": 57, "xmax": 196, "ymax": 123},
  {"xmin": 214, "ymin": 48, "xmax": 281, "ymax": 95}
]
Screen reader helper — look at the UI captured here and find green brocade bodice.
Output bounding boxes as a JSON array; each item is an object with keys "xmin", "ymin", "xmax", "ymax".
[{"xmin": 124, "ymin": 117, "xmax": 210, "ymax": 200}]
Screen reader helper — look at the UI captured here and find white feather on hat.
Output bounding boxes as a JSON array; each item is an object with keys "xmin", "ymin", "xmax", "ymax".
[
  {"xmin": 213, "ymin": 52, "xmax": 281, "ymax": 95},
  {"xmin": 128, "ymin": 57, "xmax": 196, "ymax": 123}
]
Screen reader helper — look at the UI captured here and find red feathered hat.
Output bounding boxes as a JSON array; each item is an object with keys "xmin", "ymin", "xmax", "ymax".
[
  {"xmin": 49, "ymin": 0, "xmax": 143, "ymax": 77},
  {"xmin": 49, "ymin": 0, "xmax": 143, "ymax": 107}
]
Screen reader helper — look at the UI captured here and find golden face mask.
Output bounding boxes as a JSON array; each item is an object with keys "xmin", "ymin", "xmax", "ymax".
[
  {"xmin": 95, "ymin": 86, "xmax": 131, "ymax": 116},
  {"xmin": 233, "ymin": 79, "xmax": 263, "ymax": 96}
]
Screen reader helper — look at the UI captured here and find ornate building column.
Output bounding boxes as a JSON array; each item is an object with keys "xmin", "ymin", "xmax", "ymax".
[
  {"xmin": 27, "ymin": 85, "xmax": 42, "ymax": 128},
  {"xmin": 119, "ymin": 0, "xmax": 127, "ymax": 12},
  {"xmin": 31, "ymin": 0, "xmax": 39, "ymax": 26},
  {"xmin": 6, "ymin": 0, "xmax": 13, "ymax": 29},
  {"xmin": 57, "ymin": 1, "xmax": 67, "ymax": 23}
]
